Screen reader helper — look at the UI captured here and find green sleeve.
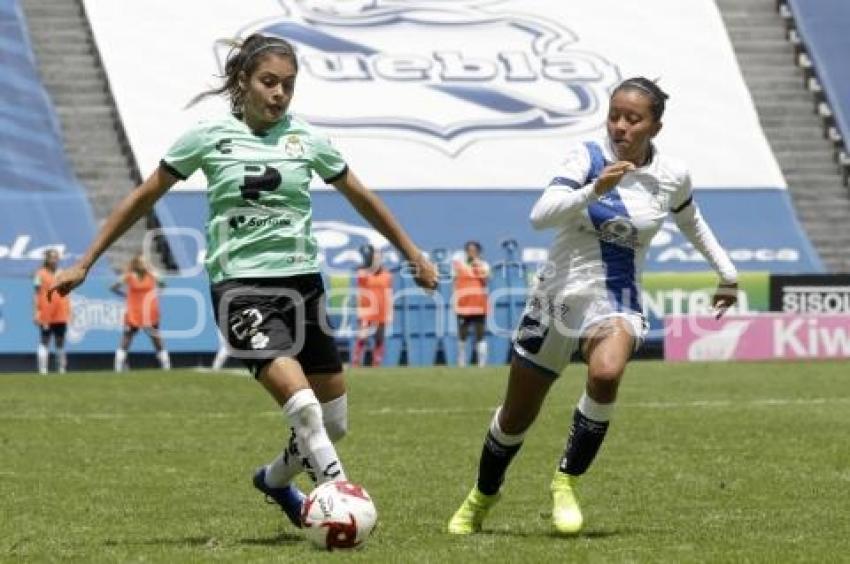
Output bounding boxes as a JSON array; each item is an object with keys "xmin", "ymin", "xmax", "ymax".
[
  {"xmin": 161, "ymin": 124, "xmax": 208, "ymax": 180},
  {"xmin": 311, "ymin": 133, "xmax": 348, "ymax": 183}
]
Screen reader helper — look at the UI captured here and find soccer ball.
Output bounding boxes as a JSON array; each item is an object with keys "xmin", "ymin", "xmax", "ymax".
[{"xmin": 301, "ymin": 480, "xmax": 378, "ymax": 550}]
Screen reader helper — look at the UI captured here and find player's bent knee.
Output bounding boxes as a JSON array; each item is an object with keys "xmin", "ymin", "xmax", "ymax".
[{"xmin": 589, "ymin": 356, "xmax": 626, "ymax": 383}]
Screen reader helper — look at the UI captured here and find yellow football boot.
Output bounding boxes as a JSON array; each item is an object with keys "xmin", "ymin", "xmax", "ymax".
[
  {"xmin": 551, "ymin": 472, "xmax": 584, "ymax": 535},
  {"xmin": 447, "ymin": 487, "xmax": 501, "ymax": 534}
]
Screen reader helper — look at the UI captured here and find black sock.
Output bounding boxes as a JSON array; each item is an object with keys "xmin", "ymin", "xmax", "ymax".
[
  {"xmin": 477, "ymin": 430, "xmax": 523, "ymax": 495},
  {"xmin": 558, "ymin": 408, "xmax": 610, "ymax": 476}
]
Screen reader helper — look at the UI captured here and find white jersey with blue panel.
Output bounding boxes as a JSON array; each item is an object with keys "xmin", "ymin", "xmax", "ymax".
[{"xmin": 529, "ymin": 136, "xmax": 737, "ymax": 314}]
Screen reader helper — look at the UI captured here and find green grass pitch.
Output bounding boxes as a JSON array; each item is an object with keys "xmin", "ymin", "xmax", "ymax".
[{"xmin": 1, "ymin": 361, "xmax": 848, "ymax": 562}]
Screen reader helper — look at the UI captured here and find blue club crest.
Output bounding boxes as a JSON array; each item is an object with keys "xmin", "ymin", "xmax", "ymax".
[{"xmin": 225, "ymin": 0, "xmax": 620, "ymax": 154}]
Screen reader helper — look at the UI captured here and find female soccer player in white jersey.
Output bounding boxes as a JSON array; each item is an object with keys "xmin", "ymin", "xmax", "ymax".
[
  {"xmin": 49, "ymin": 34, "xmax": 438, "ymax": 529},
  {"xmin": 448, "ymin": 77, "xmax": 739, "ymax": 535}
]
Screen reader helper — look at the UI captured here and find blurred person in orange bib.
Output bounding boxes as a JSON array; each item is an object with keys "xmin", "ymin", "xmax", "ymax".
[
  {"xmin": 352, "ymin": 245, "xmax": 393, "ymax": 367},
  {"xmin": 33, "ymin": 248, "xmax": 71, "ymax": 374},
  {"xmin": 110, "ymin": 253, "xmax": 170, "ymax": 372},
  {"xmin": 453, "ymin": 241, "xmax": 490, "ymax": 367}
]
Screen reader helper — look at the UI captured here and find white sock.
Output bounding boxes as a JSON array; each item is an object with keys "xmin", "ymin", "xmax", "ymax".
[
  {"xmin": 476, "ymin": 340, "xmax": 488, "ymax": 367},
  {"xmin": 286, "ymin": 389, "xmax": 346, "ymax": 484},
  {"xmin": 264, "ymin": 428, "xmax": 301, "ymax": 488},
  {"xmin": 157, "ymin": 350, "xmax": 171, "ymax": 370},
  {"xmin": 321, "ymin": 394, "xmax": 348, "ymax": 442},
  {"xmin": 212, "ymin": 346, "xmax": 229, "ymax": 370},
  {"xmin": 114, "ymin": 349, "xmax": 127, "ymax": 373},
  {"xmin": 457, "ymin": 339, "xmax": 467, "ymax": 367},
  {"xmin": 57, "ymin": 348, "xmax": 67, "ymax": 374},
  {"xmin": 489, "ymin": 406, "xmax": 526, "ymax": 446},
  {"xmin": 265, "ymin": 394, "xmax": 349, "ymax": 488},
  {"xmin": 577, "ymin": 391, "xmax": 615, "ymax": 422},
  {"xmin": 37, "ymin": 344, "xmax": 48, "ymax": 375}
]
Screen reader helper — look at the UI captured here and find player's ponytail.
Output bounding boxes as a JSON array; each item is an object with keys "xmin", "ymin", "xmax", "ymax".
[
  {"xmin": 613, "ymin": 77, "xmax": 669, "ymax": 121},
  {"xmin": 187, "ymin": 34, "xmax": 298, "ymax": 112}
]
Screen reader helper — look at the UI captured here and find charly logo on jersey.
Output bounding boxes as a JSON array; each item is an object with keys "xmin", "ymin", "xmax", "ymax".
[
  {"xmin": 226, "ymin": 0, "xmax": 619, "ymax": 154},
  {"xmin": 284, "ymin": 135, "xmax": 305, "ymax": 157},
  {"xmin": 599, "ymin": 217, "xmax": 640, "ymax": 249}
]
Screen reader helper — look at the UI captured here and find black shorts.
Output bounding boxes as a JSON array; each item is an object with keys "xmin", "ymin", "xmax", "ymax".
[
  {"xmin": 457, "ymin": 314, "xmax": 486, "ymax": 332},
  {"xmin": 39, "ymin": 323, "xmax": 67, "ymax": 340},
  {"xmin": 124, "ymin": 324, "xmax": 160, "ymax": 335},
  {"xmin": 210, "ymin": 273, "xmax": 342, "ymax": 378}
]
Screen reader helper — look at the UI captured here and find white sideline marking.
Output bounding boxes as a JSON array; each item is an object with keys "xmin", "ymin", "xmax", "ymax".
[{"xmin": 1, "ymin": 397, "xmax": 848, "ymax": 421}]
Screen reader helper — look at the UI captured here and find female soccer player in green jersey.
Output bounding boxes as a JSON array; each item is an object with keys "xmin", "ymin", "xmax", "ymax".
[{"xmin": 50, "ymin": 34, "xmax": 439, "ymax": 528}]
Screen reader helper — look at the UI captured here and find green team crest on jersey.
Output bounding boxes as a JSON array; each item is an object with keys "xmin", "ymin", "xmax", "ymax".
[{"xmin": 162, "ymin": 114, "xmax": 347, "ymax": 283}]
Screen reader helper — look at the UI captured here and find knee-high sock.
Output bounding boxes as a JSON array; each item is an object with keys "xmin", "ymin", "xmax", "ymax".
[
  {"xmin": 265, "ymin": 394, "xmax": 349, "ymax": 488},
  {"xmin": 37, "ymin": 344, "xmax": 48, "ymax": 375},
  {"xmin": 557, "ymin": 392, "xmax": 614, "ymax": 476},
  {"xmin": 476, "ymin": 407, "xmax": 525, "ymax": 495},
  {"xmin": 285, "ymin": 389, "xmax": 345, "ymax": 484},
  {"xmin": 475, "ymin": 340, "xmax": 488, "ymax": 367},
  {"xmin": 320, "ymin": 394, "xmax": 348, "ymax": 443},
  {"xmin": 114, "ymin": 349, "xmax": 127, "ymax": 373},
  {"xmin": 157, "ymin": 350, "xmax": 171, "ymax": 370},
  {"xmin": 57, "ymin": 348, "xmax": 67, "ymax": 374},
  {"xmin": 457, "ymin": 339, "xmax": 467, "ymax": 367}
]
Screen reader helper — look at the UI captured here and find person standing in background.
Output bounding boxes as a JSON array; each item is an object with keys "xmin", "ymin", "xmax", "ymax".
[
  {"xmin": 453, "ymin": 241, "xmax": 490, "ymax": 367},
  {"xmin": 352, "ymin": 245, "xmax": 393, "ymax": 367},
  {"xmin": 110, "ymin": 253, "xmax": 171, "ymax": 372},
  {"xmin": 33, "ymin": 248, "xmax": 70, "ymax": 374}
]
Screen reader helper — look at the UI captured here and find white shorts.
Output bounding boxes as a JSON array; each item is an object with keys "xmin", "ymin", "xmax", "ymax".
[{"xmin": 512, "ymin": 291, "xmax": 647, "ymax": 377}]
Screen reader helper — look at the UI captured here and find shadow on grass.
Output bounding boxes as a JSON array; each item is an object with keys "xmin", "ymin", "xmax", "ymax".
[
  {"xmin": 470, "ymin": 527, "xmax": 629, "ymax": 540},
  {"xmin": 549, "ymin": 528, "xmax": 625, "ymax": 540},
  {"xmin": 238, "ymin": 532, "xmax": 302, "ymax": 546},
  {"xmin": 103, "ymin": 532, "xmax": 301, "ymax": 548},
  {"xmin": 104, "ymin": 536, "xmax": 218, "ymax": 548}
]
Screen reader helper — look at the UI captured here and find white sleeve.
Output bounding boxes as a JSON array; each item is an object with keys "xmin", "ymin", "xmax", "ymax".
[
  {"xmin": 530, "ymin": 186, "xmax": 598, "ymax": 230},
  {"xmin": 671, "ymin": 173, "xmax": 738, "ymax": 284},
  {"xmin": 530, "ymin": 144, "xmax": 596, "ymax": 230}
]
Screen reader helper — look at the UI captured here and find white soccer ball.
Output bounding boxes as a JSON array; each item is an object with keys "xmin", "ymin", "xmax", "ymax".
[{"xmin": 301, "ymin": 480, "xmax": 378, "ymax": 550}]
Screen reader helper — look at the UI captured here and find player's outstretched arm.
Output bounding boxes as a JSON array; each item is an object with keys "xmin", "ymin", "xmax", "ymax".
[
  {"xmin": 49, "ymin": 166, "xmax": 179, "ymax": 299},
  {"xmin": 673, "ymin": 201, "xmax": 738, "ymax": 319},
  {"xmin": 332, "ymin": 169, "xmax": 438, "ymax": 290}
]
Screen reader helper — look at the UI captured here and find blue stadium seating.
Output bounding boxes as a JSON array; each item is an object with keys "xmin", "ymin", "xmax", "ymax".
[
  {"xmin": 787, "ymin": 0, "xmax": 850, "ymax": 182},
  {"xmin": 0, "ymin": 0, "xmax": 103, "ymax": 276}
]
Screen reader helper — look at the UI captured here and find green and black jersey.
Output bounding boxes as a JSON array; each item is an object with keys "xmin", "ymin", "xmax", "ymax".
[{"xmin": 161, "ymin": 114, "xmax": 347, "ymax": 283}]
